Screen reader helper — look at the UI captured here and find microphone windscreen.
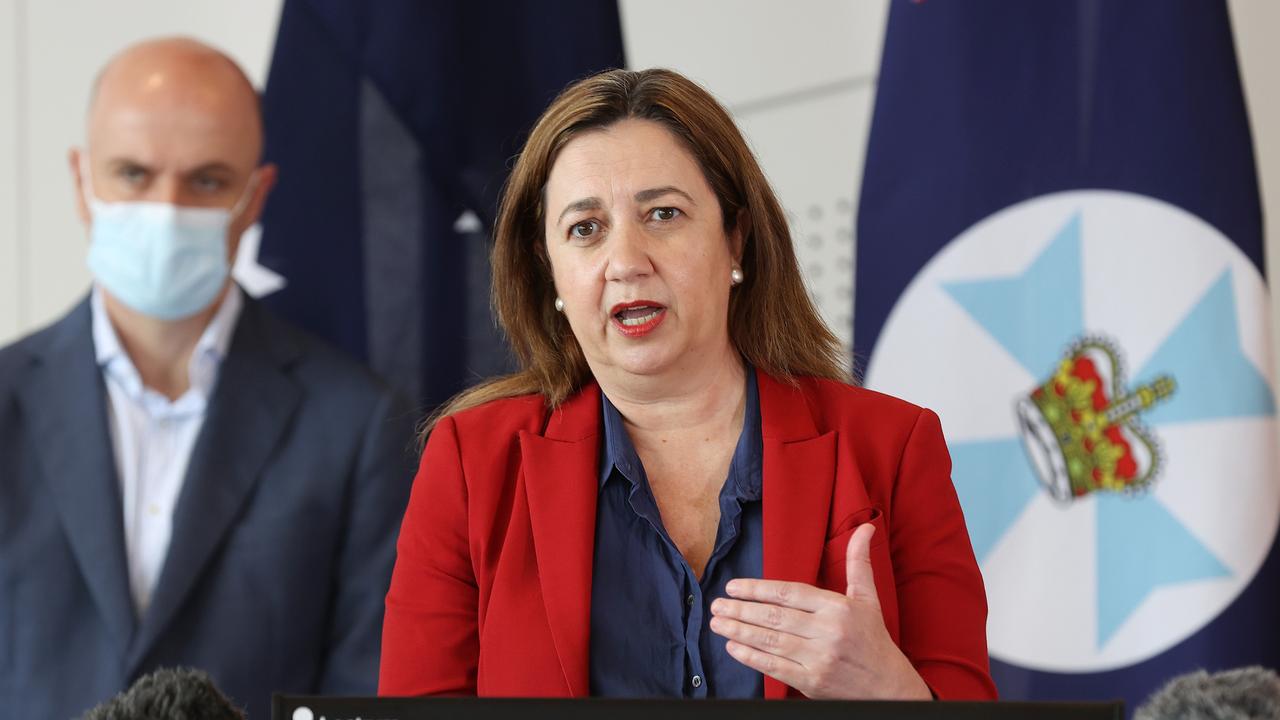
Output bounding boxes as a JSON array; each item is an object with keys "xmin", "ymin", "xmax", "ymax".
[
  {"xmin": 80, "ymin": 667, "xmax": 246, "ymax": 720},
  {"xmin": 1134, "ymin": 666, "xmax": 1280, "ymax": 720}
]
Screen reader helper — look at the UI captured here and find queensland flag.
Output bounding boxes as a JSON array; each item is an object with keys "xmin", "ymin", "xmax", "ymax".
[
  {"xmin": 255, "ymin": 0, "xmax": 624, "ymax": 411},
  {"xmin": 856, "ymin": 0, "xmax": 1279, "ymax": 711}
]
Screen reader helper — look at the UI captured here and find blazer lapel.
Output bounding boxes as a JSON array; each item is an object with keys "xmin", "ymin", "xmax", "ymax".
[
  {"xmin": 757, "ymin": 370, "xmax": 836, "ymax": 699},
  {"xmin": 19, "ymin": 299, "xmax": 138, "ymax": 655},
  {"xmin": 518, "ymin": 384, "xmax": 601, "ymax": 697},
  {"xmin": 127, "ymin": 300, "xmax": 301, "ymax": 670}
]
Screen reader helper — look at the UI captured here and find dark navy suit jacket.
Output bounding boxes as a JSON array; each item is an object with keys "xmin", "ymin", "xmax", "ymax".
[{"xmin": 0, "ymin": 295, "xmax": 415, "ymax": 720}]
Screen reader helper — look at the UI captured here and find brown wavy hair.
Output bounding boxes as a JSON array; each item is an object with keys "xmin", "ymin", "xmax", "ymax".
[{"xmin": 423, "ymin": 68, "xmax": 848, "ymax": 436}]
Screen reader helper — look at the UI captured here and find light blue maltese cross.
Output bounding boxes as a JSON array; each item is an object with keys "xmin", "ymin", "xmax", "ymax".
[{"xmin": 939, "ymin": 212, "xmax": 1273, "ymax": 648}]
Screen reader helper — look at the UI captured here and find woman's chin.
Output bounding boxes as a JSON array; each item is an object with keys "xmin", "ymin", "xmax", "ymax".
[
  {"xmin": 601, "ymin": 347, "xmax": 683, "ymax": 379},
  {"xmin": 594, "ymin": 337, "xmax": 738, "ymax": 382}
]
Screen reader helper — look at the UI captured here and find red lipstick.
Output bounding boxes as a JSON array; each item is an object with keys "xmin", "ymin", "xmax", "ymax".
[{"xmin": 609, "ymin": 300, "xmax": 667, "ymax": 337}]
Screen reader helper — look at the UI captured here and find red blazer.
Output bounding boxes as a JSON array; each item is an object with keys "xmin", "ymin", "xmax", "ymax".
[{"xmin": 380, "ymin": 369, "xmax": 996, "ymax": 700}]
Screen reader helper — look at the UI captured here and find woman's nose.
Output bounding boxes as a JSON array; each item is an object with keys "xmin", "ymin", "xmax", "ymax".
[{"xmin": 603, "ymin": 221, "xmax": 654, "ymax": 282}]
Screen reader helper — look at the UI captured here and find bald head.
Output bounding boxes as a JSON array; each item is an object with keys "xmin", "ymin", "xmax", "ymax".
[{"xmin": 89, "ymin": 37, "xmax": 263, "ymax": 159}]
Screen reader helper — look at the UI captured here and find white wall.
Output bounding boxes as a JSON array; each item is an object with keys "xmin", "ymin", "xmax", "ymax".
[
  {"xmin": 0, "ymin": 1, "xmax": 18, "ymax": 342},
  {"xmin": 1, "ymin": 0, "xmax": 1277, "ymax": 372},
  {"xmin": 1230, "ymin": 0, "xmax": 1280, "ymax": 392}
]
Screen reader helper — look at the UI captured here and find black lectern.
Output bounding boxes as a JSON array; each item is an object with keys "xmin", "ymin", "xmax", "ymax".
[{"xmin": 273, "ymin": 696, "xmax": 1123, "ymax": 720}]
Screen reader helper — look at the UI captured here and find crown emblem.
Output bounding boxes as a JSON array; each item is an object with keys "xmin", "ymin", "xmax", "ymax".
[{"xmin": 1015, "ymin": 338, "xmax": 1175, "ymax": 502}]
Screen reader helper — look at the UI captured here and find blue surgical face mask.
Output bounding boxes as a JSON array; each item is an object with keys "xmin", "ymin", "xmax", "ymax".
[{"xmin": 82, "ymin": 159, "xmax": 257, "ymax": 320}]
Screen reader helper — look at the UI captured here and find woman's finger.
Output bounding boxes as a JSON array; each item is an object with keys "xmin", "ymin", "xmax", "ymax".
[
  {"xmin": 723, "ymin": 640, "xmax": 809, "ymax": 690},
  {"xmin": 724, "ymin": 578, "xmax": 843, "ymax": 613},
  {"xmin": 709, "ymin": 598, "xmax": 821, "ymax": 639},
  {"xmin": 844, "ymin": 523, "xmax": 881, "ymax": 607},
  {"xmin": 708, "ymin": 615, "xmax": 806, "ymax": 659}
]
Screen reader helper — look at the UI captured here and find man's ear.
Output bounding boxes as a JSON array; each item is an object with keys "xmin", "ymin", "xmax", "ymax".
[
  {"xmin": 69, "ymin": 147, "xmax": 91, "ymax": 227},
  {"xmin": 230, "ymin": 163, "xmax": 277, "ymax": 232},
  {"xmin": 226, "ymin": 164, "xmax": 278, "ymax": 264},
  {"xmin": 241, "ymin": 163, "xmax": 278, "ymax": 229}
]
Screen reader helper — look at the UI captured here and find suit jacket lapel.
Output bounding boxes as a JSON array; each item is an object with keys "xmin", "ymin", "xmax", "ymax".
[
  {"xmin": 519, "ymin": 384, "xmax": 601, "ymax": 697},
  {"xmin": 18, "ymin": 299, "xmax": 138, "ymax": 655},
  {"xmin": 127, "ymin": 300, "xmax": 301, "ymax": 670},
  {"xmin": 757, "ymin": 370, "xmax": 836, "ymax": 699}
]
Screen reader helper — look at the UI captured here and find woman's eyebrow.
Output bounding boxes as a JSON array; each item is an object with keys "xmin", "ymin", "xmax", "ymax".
[
  {"xmin": 557, "ymin": 197, "xmax": 602, "ymax": 224},
  {"xmin": 634, "ymin": 186, "xmax": 695, "ymax": 205},
  {"xmin": 556, "ymin": 186, "xmax": 695, "ymax": 224}
]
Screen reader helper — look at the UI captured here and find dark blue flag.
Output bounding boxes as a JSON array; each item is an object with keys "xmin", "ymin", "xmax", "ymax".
[
  {"xmin": 856, "ymin": 0, "xmax": 1279, "ymax": 711},
  {"xmin": 256, "ymin": 0, "xmax": 624, "ymax": 411}
]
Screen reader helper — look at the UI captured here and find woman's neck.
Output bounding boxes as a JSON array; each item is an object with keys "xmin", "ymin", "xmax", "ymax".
[{"xmin": 597, "ymin": 348, "xmax": 748, "ymax": 439}]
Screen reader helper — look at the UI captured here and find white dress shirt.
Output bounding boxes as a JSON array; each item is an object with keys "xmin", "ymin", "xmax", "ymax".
[{"xmin": 91, "ymin": 285, "xmax": 243, "ymax": 618}]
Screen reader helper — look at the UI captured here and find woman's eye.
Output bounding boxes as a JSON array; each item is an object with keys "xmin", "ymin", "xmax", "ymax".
[
  {"xmin": 570, "ymin": 220, "xmax": 600, "ymax": 239},
  {"xmin": 650, "ymin": 207, "xmax": 680, "ymax": 221}
]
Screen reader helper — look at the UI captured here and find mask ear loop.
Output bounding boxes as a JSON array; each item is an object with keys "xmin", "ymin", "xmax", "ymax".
[
  {"xmin": 229, "ymin": 170, "xmax": 261, "ymax": 221},
  {"xmin": 79, "ymin": 152, "xmax": 101, "ymax": 208}
]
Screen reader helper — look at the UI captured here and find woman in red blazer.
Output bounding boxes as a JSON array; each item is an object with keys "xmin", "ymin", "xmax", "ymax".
[{"xmin": 380, "ymin": 68, "xmax": 996, "ymax": 701}]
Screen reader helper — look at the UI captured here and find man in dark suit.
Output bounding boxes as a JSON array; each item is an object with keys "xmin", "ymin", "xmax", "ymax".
[{"xmin": 0, "ymin": 37, "xmax": 414, "ymax": 720}]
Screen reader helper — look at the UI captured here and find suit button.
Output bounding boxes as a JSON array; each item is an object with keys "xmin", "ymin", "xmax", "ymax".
[
  {"xmin": 691, "ymin": 675, "xmax": 703, "ymax": 689},
  {"xmin": 686, "ymin": 594, "xmax": 695, "ymax": 607}
]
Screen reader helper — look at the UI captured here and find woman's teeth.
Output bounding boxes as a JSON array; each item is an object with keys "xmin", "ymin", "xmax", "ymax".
[{"xmin": 616, "ymin": 307, "xmax": 662, "ymax": 326}]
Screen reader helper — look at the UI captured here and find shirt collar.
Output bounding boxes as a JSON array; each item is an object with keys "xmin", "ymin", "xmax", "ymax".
[
  {"xmin": 599, "ymin": 391, "xmax": 641, "ymax": 488},
  {"xmin": 598, "ymin": 366, "xmax": 762, "ymax": 502},
  {"xmin": 91, "ymin": 284, "xmax": 244, "ymax": 405},
  {"xmin": 730, "ymin": 370, "xmax": 763, "ymax": 501}
]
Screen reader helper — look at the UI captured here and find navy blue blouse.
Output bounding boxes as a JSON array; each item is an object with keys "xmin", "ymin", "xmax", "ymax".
[{"xmin": 588, "ymin": 371, "xmax": 764, "ymax": 698}]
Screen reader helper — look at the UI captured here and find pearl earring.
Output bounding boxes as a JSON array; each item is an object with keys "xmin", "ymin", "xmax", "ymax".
[
  {"xmin": 730, "ymin": 267, "xmax": 744, "ymax": 285},
  {"xmin": 554, "ymin": 297, "xmax": 565, "ymax": 312}
]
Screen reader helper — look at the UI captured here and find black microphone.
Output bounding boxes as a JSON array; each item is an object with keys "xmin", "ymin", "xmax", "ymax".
[
  {"xmin": 81, "ymin": 667, "xmax": 246, "ymax": 720},
  {"xmin": 1134, "ymin": 666, "xmax": 1280, "ymax": 720}
]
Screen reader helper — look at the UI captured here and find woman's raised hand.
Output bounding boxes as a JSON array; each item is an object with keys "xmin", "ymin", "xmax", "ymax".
[{"xmin": 708, "ymin": 524, "xmax": 933, "ymax": 700}]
